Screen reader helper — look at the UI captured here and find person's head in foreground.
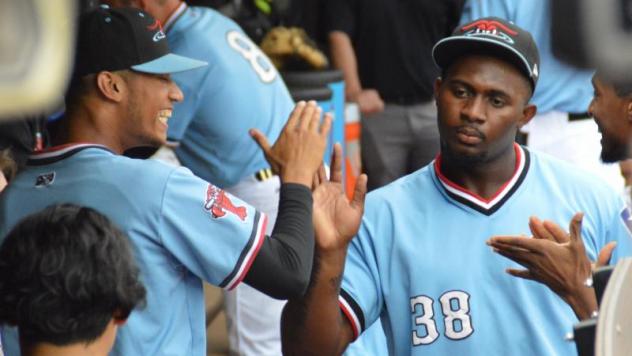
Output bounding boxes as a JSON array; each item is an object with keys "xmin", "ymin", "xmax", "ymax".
[
  {"xmin": 432, "ymin": 16, "xmax": 539, "ymax": 167},
  {"xmin": 0, "ymin": 204, "xmax": 146, "ymax": 356},
  {"xmin": 62, "ymin": 5, "xmax": 206, "ymax": 153},
  {"xmin": 590, "ymin": 70, "xmax": 632, "ymax": 163}
]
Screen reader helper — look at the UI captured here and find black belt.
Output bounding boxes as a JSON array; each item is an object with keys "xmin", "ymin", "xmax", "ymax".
[
  {"xmin": 568, "ymin": 112, "xmax": 591, "ymax": 121},
  {"xmin": 255, "ymin": 168, "xmax": 275, "ymax": 181}
]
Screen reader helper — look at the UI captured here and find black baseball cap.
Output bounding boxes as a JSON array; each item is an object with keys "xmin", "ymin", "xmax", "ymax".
[
  {"xmin": 432, "ymin": 17, "xmax": 540, "ymax": 90},
  {"xmin": 71, "ymin": 5, "xmax": 206, "ymax": 81}
]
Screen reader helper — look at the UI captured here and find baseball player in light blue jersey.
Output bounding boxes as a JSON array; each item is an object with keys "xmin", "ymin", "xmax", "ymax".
[
  {"xmin": 102, "ymin": 0, "xmax": 296, "ymax": 353},
  {"xmin": 280, "ymin": 17, "xmax": 632, "ymax": 355},
  {"xmin": 0, "ymin": 6, "xmax": 333, "ymax": 356}
]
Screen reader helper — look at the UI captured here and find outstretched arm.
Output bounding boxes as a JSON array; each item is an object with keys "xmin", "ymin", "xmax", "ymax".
[
  {"xmin": 488, "ymin": 213, "xmax": 616, "ymax": 320},
  {"xmin": 244, "ymin": 101, "xmax": 332, "ymax": 299},
  {"xmin": 282, "ymin": 144, "xmax": 367, "ymax": 355}
]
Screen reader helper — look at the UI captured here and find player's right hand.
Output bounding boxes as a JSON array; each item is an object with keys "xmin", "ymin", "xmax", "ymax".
[
  {"xmin": 312, "ymin": 143, "xmax": 367, "ymax": 252},
  {"xmin": 354, "ymin": 89, "xmax": 384, "ymax": 115},
  {"xmin": 250, "ymin": 100, "xmax": 332, "ymax": 188}
]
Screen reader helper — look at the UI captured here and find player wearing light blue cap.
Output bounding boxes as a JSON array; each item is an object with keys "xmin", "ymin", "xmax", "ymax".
[{"xmin": 0, "ymin": 6, "xmax": 333, "ymax": 356}]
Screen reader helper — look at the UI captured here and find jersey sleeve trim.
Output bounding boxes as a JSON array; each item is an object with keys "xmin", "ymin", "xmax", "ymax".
[
  {"xmin": 220, "ymin": 211, "xmax": 268, "ymax": 290},
  {"xmin": 339, "ymin": 289, "xmax": 366, "ymax": 340}
]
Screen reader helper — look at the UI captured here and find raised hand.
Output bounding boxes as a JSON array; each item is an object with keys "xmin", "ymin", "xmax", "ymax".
[
  {"xmin": 312, "ymin": 144, "xmax": 367, "ymax": 252},
  {"xmin": 250, "ymin": 101, "xmax": 332, "ymax": 187},
  {"xmin": 487, "ymin": 213, "xmax": 604, "ymax": 319}
]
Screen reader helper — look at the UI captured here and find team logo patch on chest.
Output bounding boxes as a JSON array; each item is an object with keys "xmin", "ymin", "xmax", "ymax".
[
  {"xmin": 204, "ymin": 184, "xmax": 247, "ymax": 221},
  {"xmin": 35, "ymin": 172, "xmax": 56, "ymax": 187}
]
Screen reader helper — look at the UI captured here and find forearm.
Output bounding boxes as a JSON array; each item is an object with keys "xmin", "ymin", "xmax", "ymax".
[
  {"xmin": 328, "ymin": 31, "xmax": 362, "ymax": 100},
  {"xmin": 244, "ymin": 183, "xmax": 314, "ymax": 299},
  {"xmin": 281, "ymin": 250, "xmax": 353, "ymax": 355}
]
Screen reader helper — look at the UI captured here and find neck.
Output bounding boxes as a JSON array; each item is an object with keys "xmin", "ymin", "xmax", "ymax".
[
  {"xmin": 153, "ymin": 0, "xmax": 184, "ymax": 25},
  {"xmin": 64, "ymin": 102, "xmax": 126, "ymax": 154},
  {"xmin": 21, "ymin": 321, "xmax": 118, "ymax": 356},
  {"xmin": 439, "ymin": 144, "xmax": 518, "ymax": 200}
]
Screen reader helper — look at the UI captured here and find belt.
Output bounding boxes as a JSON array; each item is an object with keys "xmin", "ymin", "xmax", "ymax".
[
  {"xmin": 254, "ymin": 168, "xmax": 275, "ymax": 181},
  {"xmin": 568, "ymin": 112, "xmax": 591, "ymax": 121}
]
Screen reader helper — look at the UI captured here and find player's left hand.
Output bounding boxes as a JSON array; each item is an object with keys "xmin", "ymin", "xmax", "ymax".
[
  {"xmin": 487, "ymin": 213, "xmax": 602, "ymax": 320},
  {"xmin": 312, "ymin": 143, "xmax": 367, "ymax": 253}
]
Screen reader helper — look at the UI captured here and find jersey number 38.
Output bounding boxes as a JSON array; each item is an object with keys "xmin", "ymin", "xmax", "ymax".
[{"xmin": 410, "ymin": 290, "xmax": 474, "ymax": 345}]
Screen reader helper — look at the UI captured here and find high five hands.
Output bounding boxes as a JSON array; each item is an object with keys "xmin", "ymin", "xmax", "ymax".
[
  {"xmin": 312, "ymin": 143, "xmax": 367, "ymax": 252},
  {"xmin": 250, "ymin": 100, "xmax": 332, "ymax": 188},
  {"xmin": 487, "ymin": 212, "xmax": 617, "ymax": 320}
]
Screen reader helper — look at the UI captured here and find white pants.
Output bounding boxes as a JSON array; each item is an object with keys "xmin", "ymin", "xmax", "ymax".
[
  {"xmin": 225, "ymin": 174, "xmax": 284, "ymax": 356},
  {"xmin": 522, "ymin": 111, "xmax": 624, "ymax": 193}
]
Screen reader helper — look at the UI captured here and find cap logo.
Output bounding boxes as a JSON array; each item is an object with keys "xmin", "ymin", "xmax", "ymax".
[
  {"xmin": 147, "ymin": 20, "xmax": 166, "ymax": 42},
  {"xmin": 461, "ymin": 20, "xmax": 517, "ymax": 45}
]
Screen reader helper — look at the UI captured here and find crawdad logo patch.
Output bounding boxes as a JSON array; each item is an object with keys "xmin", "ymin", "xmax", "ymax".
[
  {"xmin": 204, "ymin": 184, "xmax": 247, "ymax": 221},
  {"xmin": 35, "ymin": 172, "xmax": 56, "ymax": 187}
]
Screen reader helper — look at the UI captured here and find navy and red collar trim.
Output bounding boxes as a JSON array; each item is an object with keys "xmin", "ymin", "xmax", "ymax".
[
  {"xmin": 27, "ymin": 144, "xmax": 113, "ymax": 166},
  {"xmin": 434, "ymin": 144, "xmax": 530, "ymax": 216}
]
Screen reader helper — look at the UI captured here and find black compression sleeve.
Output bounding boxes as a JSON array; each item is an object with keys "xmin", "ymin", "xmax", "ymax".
[{"xmin": 243, "ymin": 183, "xmax": 314, "ymax": 299}]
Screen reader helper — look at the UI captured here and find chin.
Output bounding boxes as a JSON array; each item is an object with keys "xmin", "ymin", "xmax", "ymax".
[
  {"xmin": 600, "ymin": 141, "xmax": 629, "ymax": 163},
  {"xmin": 441, "ymin": 141, "xmax": 488, "ymax": 166}
]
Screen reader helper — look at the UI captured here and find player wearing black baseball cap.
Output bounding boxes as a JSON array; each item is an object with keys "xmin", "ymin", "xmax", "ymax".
[{"xmin": 281, "ymin": 16, "xmax": 629, "ymax": 356}]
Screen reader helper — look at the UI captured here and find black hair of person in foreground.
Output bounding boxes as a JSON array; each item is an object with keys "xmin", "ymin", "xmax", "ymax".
[{"xmin": 0, "ymin": 204, "xmax": 146, "ymax": 356}]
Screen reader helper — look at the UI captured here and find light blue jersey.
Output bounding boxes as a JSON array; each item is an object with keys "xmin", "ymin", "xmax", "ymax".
[
  {"xmin": 0, "ymin": 144, "xmax": 267, "ymax": 356},
  {"xmin": 460, "ymin": 0, "xmax": 594, "ymax": 114},
  {"xmin": 165, "ymin": 4, "xmax": 294, "ymax": 188},
  {"xmin": 339, "ymin": 145, "xmax": 632, "ymax": 355}
]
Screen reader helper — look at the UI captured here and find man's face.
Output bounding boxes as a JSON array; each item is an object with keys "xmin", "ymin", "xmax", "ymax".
[
  {"xmin": 120, "ymin": 71, "xmax": 183, "ymax": 148},
  {"xmin": 435, "ymin": 55, "xmax": 535, "ymax": 166},
  {"xmin": 589, "ymin": 75, "xmax": 631, "ymax": 163}
]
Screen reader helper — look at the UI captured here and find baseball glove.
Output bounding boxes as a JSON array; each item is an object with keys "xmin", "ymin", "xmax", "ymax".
[{"xmin": 260, "ymin": 26, "xmax": 329, "ymax": 70}]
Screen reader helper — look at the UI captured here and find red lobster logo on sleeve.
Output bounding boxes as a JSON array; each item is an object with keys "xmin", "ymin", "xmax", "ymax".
[{"xmin": 204, "ymin": 185, "xmax": 247, "ymax": 221}]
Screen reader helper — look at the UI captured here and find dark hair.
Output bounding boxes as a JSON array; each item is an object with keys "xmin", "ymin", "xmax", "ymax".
[
  {"xmin": 0, "ymin": 204, "xmax": 146, "ymax": 346},
  {"xmin": 0, "ymin": 149, "xmax": 17, "ymax": 182}
]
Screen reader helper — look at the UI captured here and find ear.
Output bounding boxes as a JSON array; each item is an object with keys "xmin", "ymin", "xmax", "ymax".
[
  {"xmin": 433, "ymin": 77, "xmax": 443, "ymax": 102},
  {"xmin": 626, "ymin": 99, "xmax": 632, "ymax": 123},
  {"xmin": 112, "ymin": 309, "xmax": 130, "ymax": 325},
  {"xmin": 517, "ymin": 103, "xmax": 537, "ymax": 129},
  {"xmin": 96, "ymin": 71, "xmax": 126, "ymax": 103}
]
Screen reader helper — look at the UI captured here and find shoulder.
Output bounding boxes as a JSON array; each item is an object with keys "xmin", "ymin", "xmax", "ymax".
[
  {"xmin": 359, "ymin": 166, "xmax": 435, "ymax": 238},
  {"xmin": 527, "ymin": 148, "xmax": 623, "ymax": 209},
  {"xmin": 366, "ymin": 165, "xmax": 434, "ymax": 209},
  {"xmin": 178, "ymin": 6, "xmax": 242, "ymax": 36}
]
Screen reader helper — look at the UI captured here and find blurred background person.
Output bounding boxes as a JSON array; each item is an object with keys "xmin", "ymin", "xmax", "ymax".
[{"xmin": 323, "ymin": 0, "xmax": 465, "ymax": 191}]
